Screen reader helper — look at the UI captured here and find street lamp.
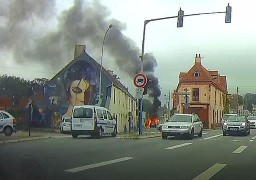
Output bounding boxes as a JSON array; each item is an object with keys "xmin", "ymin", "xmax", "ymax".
[{"xmin": 98, "ymin": 24, "xmax": 113, "ymax": 106}]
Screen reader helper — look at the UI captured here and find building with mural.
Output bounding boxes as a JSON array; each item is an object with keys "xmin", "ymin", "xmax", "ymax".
[
  {"xmin": 44, "ymin": 45, "xmax": 137, "ymax": 133},
  {"xmin": 172, "ymin": 54, "xmax": 227, "ymax": 129}
]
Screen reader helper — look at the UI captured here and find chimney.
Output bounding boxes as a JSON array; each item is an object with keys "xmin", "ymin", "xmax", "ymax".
[
  {"xmin": 74, "ymin": 45, "xmax": 86, "ymax": 59},
  {"xmin": 195, "ymin": 53, "xmax": 201, "ymax": 64}
]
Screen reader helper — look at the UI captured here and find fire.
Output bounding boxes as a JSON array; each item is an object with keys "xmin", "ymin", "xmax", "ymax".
[{"xmin": 145, "ymin": 118, "xmax": 159, "ymax": 128}]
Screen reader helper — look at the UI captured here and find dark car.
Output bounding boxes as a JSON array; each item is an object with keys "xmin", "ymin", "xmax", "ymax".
[{"xmin": 222, "ymin": 115, "xmax": 250, "ymax": 136}]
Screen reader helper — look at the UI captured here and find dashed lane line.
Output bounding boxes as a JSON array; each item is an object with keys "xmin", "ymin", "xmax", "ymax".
[
  {"xmin": 192, "ymin": 163, "xmax": 227, "ymax": 180},
  {"xmin": 65, "ymin": 157, "xmax": 133, "ymax": 173},
  {"xmin": 232, "ymin": 145, "xmax": 247, "ymax": 154},
  {"xmin": 203, "ymin": 134, "xmax": 222, "ymax": 140},
  {"xmin": 165, "ymin": 143, "xmax": 192, "ymax": 150}
]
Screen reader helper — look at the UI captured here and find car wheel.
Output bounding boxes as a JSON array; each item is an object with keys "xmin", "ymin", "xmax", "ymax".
[
  {"xmin": 72, "ymin": 133, "xmax": 78, "ymax": 139},
  {"xmin": 111, "ymin": 127, "xmax": 117, "ymax": 137},
  {"xmin": 188, "ymin": 129, "xmax": 194, "ymax": 140},
  {"xmin": 198, "ymin": 128, "xmax": 203, "ymax": 137},
  {"xmin": 223, "ymin": 132, "xmax": 227, "ymax": 136},
  {"xmin": 162, "ymin": 133, "xmax": 167, "ymax": 139},
  {"xmin": 4, "ymin": 127, "xmax": 13, "ymax": 136}
]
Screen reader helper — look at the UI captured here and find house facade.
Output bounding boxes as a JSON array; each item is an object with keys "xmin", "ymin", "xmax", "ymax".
[
  {"xmin": 44, "ymin": 45, "xmax": 137, "ymax": 132},
  {"xmin": 173, "ymin": 54, "xmax": 227, "ymax": 129}
]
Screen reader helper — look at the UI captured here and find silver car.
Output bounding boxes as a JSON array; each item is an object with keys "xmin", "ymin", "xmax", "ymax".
[
  {"xmin": 161, "ymin": 114, "xmax": 203, "ymax": 140},
  {"xmin": 247, "ymin": 116, "xmax": 256, "ymax": 129},
  {"xmin": 223, "ymin": 115, "xmax": 250, "ymax": 136},
  {"xmin": 0, "ymin": 110, "xmax": 17, "ymax": 136}
]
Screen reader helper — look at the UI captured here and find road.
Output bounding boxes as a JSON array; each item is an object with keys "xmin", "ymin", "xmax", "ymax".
[{"xmin": 1, "ymin": 129, "xmax": 256, "ymax": 180}]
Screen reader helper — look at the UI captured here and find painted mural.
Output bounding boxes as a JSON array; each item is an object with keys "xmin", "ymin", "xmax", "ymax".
[{"xmin": 45, "ymin": 60, "xmax": 100, "ymax": 126}]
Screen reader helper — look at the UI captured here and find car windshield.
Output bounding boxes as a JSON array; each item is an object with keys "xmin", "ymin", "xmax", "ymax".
[
  {"xmin": 169, "ymin": 115, "xmax": 192, "ymax": 123},
  {"xmin": 223, "ymin": 114, "xmax": 236, "ymax": 121},
  {"xmin": 226, "ymin": 116, "xmax": 246, "ymax": 122}
]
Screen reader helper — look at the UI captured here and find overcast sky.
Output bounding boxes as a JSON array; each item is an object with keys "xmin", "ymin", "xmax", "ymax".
[{"xmin": 1, "ymin": 0, "xmax": 255, "ymax": 104}]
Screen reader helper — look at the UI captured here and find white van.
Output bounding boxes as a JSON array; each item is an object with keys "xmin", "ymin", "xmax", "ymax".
[{"xmin": 71, "ymin": 105, "xmax": 117, "ymax": 139}]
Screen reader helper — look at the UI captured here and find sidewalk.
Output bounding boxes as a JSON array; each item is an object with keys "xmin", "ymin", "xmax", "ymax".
[
  {"xmin": 0, "ymin": 129, "xmax": 65, "ymax": 145},
  {"xmin": 0, "ymin": 128, "xmax": 162, "ymax": 144},
  {"xmin": 117, "ymin": 128, "xmax": 161, "ymax": 140}
]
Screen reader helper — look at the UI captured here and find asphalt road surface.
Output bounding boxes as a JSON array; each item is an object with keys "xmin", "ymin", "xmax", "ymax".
[{"xmin": 1, "ymin": 129, "xmax": 256, "ymax": 180}]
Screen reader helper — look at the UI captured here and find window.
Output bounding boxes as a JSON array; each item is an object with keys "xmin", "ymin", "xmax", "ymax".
[
  {"xmin": 113, "ymin": 89, "xmax": 116, "ymax": 104},
  {"xmin": 107, "ymin": 111, "xmax": 113, "ymax": 120},
  {"xmin": 215, "ymin": 90, "xmax": 217, "ymax": 105},
  {"xmin": 194, "ymin": 71, "xmax": 200, "ymax": 77},
  {"xmin": 96, "ymin": 109, "xmax": 104, "ymax": 120},
  {"xmin": 73, "ymin": 108, "xmax": 93, "ymax": 118},
  {"xmin": 103, "ymin": 110, "xmax": 108, "ymax": 119},
  {"xmin": 2, "ymin": 113, "xmax": 9, "ymax": 119},
  {"xmin": 192, "ymin": 88, "xmax": 199, "ymax": 101}
]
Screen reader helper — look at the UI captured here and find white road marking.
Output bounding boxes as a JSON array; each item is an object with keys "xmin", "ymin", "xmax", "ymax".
[
  {"xmin": 202, "ymin": 132, "xmax": 207, "ymax": 135},
  {"xmin": 165, "ymin": 143, "xmax": 192, "ymax": 150},
  {"xmin": 232, "ymin": 140, "xmax": 239, "ymax": 142},
  {"xmin": 65, "ymin": 157, "xmax": 133, "ymax": 173},
  {"xmin": 250, "ymin": 140, "xmax": 253, "ymax": 142},
  {"xmin": 52, "ymin": 135, "xmax": 71, "ymax": 139},
  {"xmin": 192, "ymin": 163, "xmax": 227, "ymax": 180},
  {"xmin": 252, "ymin": 136, "xmax": 256, "ymax": 140},
  {"xmin": 232, "ymin": 145, "xmax": 247, "ymax": 154},
  {"xmin": 203, "ymin": 134, "xmax": 222, "ymax": 140}
]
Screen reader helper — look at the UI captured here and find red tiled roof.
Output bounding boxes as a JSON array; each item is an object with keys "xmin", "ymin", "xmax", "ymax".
[{"xmin": 178, "ymin": 58, "xmax": 227, "ymax": 92}]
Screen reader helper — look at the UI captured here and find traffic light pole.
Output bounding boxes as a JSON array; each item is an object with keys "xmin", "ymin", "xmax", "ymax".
[{"xmin": 139, "ymin": 4, "xmax": 231, "ymax": 134}]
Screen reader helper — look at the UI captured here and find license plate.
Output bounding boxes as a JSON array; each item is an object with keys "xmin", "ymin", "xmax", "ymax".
[{"xmin": 229, "ymin": 128, "xmax": 238, "ymax": 131}]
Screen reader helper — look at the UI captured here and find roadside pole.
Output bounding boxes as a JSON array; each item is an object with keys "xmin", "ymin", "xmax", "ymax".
[{"xmin": 28, "ymin": 101, "xmax": 33, "ymax": 137}]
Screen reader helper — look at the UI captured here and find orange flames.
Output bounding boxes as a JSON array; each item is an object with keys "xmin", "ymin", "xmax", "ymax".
[{"xmin": 145, "ymin": 118, "xmax": 159, "ymax": 128}]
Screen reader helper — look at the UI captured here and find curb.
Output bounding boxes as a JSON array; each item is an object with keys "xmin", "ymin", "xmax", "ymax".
[
  {"xmin": 0, "ymin": 136, "xmax": 51, "ymax": 145},
  {"xmin": 117, "ymin": 134, "xmax": 161, "ymax": 140}
]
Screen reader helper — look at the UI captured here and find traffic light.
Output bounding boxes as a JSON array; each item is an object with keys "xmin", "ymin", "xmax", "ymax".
[
  {"xmin": 177, "ymin": 7, "xmax": 184, "ymax": 28},
  {"xmin": 225, "ymin": 3, "xmax": 232, "ymax": 23}
]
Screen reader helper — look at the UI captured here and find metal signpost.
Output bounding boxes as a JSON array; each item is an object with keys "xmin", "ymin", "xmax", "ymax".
[{"xmin": 134, "ymin": 73, "xmax": 148, "ymax": 135}]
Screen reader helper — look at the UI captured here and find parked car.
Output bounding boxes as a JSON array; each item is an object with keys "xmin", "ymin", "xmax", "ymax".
[
  {"xmin": 71, "ymin": 105, "xmax": 117, "ymax": 139},
  {"xmin": 161, "ymin": 113, "xmax": 203, "ymax": 140},
  {"xmin": 247, "ymin": 116, "xmax": 256, "ymax": 129},
  {"xmin": 156, "ymin": 123, "xmax": 163, "ymax": 132},
  {"xmin": 222, "ymin": 115, "xmax": 250, "ymax": 136},
  {"xmin": 0, "ymin": 110, "xmax": 17, "ymax": 136},
  {"xmin": 60, "ymin": 117, "xmax": 71, "ymax": 133}
]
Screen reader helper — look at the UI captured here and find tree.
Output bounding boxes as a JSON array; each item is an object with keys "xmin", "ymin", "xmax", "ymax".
[{"xmin": 0, "ymin": 75, "xmax": 32, "ymax": 100}]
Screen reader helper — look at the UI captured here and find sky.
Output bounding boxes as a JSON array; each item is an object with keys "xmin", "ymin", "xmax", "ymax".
[{"xmin": 1, "ymin": 0, "xmax": 256, "ymax": 105}]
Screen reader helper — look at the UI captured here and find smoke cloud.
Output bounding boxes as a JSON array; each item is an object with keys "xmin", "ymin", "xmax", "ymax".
[{"xmin": 0, "ymin": 0, "xmax": 161, "ymax": 111}]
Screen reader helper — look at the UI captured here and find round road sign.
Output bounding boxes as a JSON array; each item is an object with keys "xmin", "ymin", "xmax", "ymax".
[{"xmin": 134, "ymin": 73, "xmax": 148, "ymax": 88}]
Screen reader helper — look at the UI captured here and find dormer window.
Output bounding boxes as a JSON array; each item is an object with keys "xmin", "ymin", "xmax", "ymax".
[{"xmin": 194, "ymin": 71, "xmax": 200, "ymax": 77}]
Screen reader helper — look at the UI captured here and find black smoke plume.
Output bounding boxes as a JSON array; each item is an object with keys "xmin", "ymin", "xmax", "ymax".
[{"xmin": 0, "ymin": 0, "xmax": 161, "ymax": 112}]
